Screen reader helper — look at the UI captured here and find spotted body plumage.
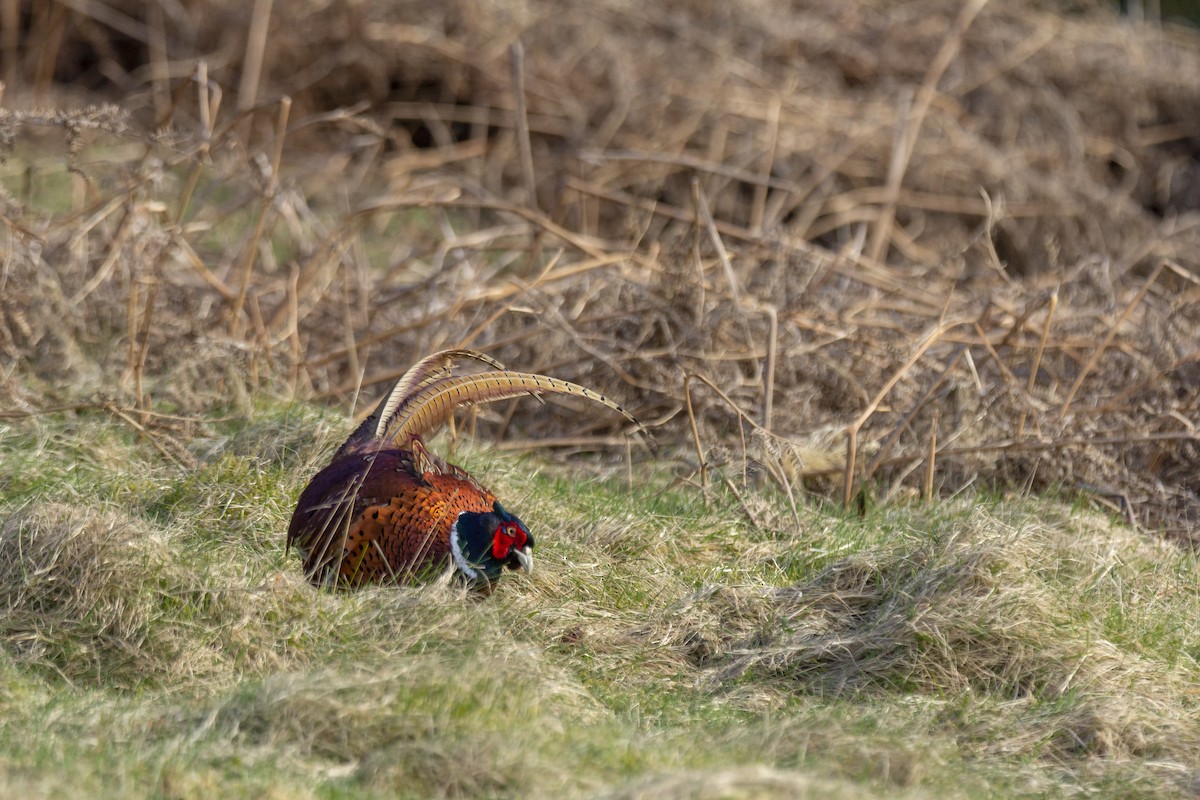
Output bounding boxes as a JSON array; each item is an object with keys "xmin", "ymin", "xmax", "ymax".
[{"xmin": 287, "ymin": 350, "xmax": 638, "ymax": 589}]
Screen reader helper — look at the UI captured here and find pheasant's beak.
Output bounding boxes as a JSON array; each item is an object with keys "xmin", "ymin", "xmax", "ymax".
[{"xmin": 513, "ymin": 546, "xmax": 534, "ymax": 574}]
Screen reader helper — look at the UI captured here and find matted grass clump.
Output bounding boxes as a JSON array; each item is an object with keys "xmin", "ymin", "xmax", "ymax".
[
  {"xmin": 650, "ymin": 505, "xmax": 1200, "ymax": 764},
  {"xmin": 0, "ymin": 502, "xmax": 183, "ymax": 684}
]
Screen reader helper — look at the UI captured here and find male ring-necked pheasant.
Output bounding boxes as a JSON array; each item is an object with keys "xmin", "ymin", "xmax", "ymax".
[{"xmin": 287, "ymin": 349, "xmax": 637, "ymax": 590}]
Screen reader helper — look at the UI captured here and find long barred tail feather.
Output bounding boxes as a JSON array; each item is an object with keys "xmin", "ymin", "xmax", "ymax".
[
  {"xmin": 333, "ymin": 349, "xmax": 505, "ymax": 458},
  {"xmin": 371, "ymin": 349, "xmax": 506, "ymax": 438},
  {"xmin": 384, "ymin": 369, "xmax": 641, "ymax": 444}
]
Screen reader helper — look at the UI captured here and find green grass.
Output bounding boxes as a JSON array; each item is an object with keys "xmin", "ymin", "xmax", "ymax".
[{"xmin": 1, "ymin": 406, "xmax": 1199, "ymax": 798}]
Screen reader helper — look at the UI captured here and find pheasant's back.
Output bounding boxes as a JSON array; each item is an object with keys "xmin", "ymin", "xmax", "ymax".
[{"xmin": 287, "ymin": 449, "xmax": 495, "ymax": 586}]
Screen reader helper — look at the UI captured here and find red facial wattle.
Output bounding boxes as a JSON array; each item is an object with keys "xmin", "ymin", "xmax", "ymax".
[{"xmin": 492, "ymin": 522, "xmax": 528, "ymax": 559}]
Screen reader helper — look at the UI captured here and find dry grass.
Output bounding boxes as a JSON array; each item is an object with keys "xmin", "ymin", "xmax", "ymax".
[
  {"xmin": 2, "ymin": 0, "xmax": 1198, "ymax": 538},
  {"xmin": 597, "ymin": 765, "xmax": 910, "ymax": 800},
  {"xmin": 2, "ymin": 0, "xmax": 1200, "ymax": 796},
  {"xmin": 0, "ymin": 406, "xmax": 1199, "ymax": 795},
  {"xmin": 651, "ymin": 506, "xmax": 1200, "ymax": 762}
]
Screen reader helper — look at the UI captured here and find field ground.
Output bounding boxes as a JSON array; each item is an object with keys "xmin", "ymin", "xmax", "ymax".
[
  {"xmin": 2, "ymin": 1, "xmax": 1200, "ymax": 797},
  {"xmin": 2, "ymin": 406, "xmax": 1199, "ymax": 798}
]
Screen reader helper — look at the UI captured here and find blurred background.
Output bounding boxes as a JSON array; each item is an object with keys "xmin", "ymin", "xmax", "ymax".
[{"xmin": 1, "ymin": 0, "xmax": 1198, "ymax": 535}]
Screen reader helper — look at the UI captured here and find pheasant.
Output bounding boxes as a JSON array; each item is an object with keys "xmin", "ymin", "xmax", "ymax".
[{"xmin": 287, "ymin": 349, "xmax": 637, "ymax": 590}]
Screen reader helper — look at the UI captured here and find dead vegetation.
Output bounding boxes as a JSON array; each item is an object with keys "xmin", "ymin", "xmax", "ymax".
[{"xmin": 2, "ymin": 0, "xmax": 1198, "ymax": 541}]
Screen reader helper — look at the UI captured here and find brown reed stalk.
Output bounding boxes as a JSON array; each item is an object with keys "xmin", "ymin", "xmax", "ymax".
[
  {"xmin": 692, "ymin": 177, "xmax": 741, "ymax": 305},
  {"xmin": 134, "ymin": 279, "xmax": 160, "ymax": 416},
  {"xmin": 286, "ymin": 262, "xmax": 302, "ymax": 399},
  {"xmin": 147, "ymin": 2, "xmax": 170, "ymax": 122},
  {"xmin": 761, "ymin": 304, "xmax": 777, "ymax": 433},
  {"xmin": 238, "ymin": 0, "xmax": 275, "ymax": 144},
  {"xmin": 750, "ymin": 96, "xmax": 780, "ymax": 235},
  {"xmin": 510, "ymin": 41, "xmax": 538, "ymax": 211},
  {"xmin": 0, "ymin": 0, "xmax": 18, "ymax": 87},
  {"xmin": 864, "ymin": 344, "xmax": 968, "ymax": 481},
  {"xmin": 923, "ymin": 410, "xmax": 938, "ymax": 501},
  {"xmin": 683, "ymin": 374, "xmax": 710, "ymax": 504},
  {"xmin": 230, "ymin": 95, "xmax": 291, "ymax": 339},
  {"xmin": 866, "ymin": 0, "xmax": 991, "ymax": 265},
  {"xmin": 175, "ymin": 62, "xmax": 222, "ymax": 223},
  {"xmin": 31, "ymin": 2, "xmax": 67, "ymax": 98}
]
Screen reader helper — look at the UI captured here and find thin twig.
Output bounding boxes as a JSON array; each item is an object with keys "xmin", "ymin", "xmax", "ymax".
[
  {"xmin": 692, "ymin": 177, "xmax": 741, "ymax": 305},
  {"xmin": 762, "ymin": 304, "xmax": 777, "ymax": 433},
  {"xmin": 134, "ymin": 278, "xmax": 160, "ymax": 416},
  {"xmin": 1017, "ymin": 288, "xmax": 1057, "ymax": 438},
  {"xmin": 864, "ymin": 344, "xmax": 967, "ymax": 480},
  {"xmin": 844, "ymin": 318, "xmax": 963, "ymax": 506},
  {"xmin": 751, "ymin": 96, "xmax": 781, "ymax": 235},
  {"xmin": 1058, "ymin": 261, "xmax": 1163, "ymax": 422},
  {"xmin": 923, "ymin": 409, "xmax": 939, "ymax": 501},
  {"xmin": 683, "ymin": 374, "xmax": 710, "ymax": 504},
  {"xmin": 105, "ymin": 404, "xmax": 195, "ymax": 470}
]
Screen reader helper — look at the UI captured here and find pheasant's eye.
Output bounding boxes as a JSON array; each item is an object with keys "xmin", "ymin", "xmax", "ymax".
[{"xmin": 491, "ymin": 522, "xmax": 527, "ymax": 559}]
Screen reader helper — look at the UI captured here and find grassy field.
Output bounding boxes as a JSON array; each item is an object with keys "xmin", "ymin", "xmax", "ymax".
[
  {"xmin": 0, "ymin": 405, "xmax": 1198, "ymax": 798},
  {"xmin": 3, "ymin": 0, "xmax": 1200, "ymax": 797}
]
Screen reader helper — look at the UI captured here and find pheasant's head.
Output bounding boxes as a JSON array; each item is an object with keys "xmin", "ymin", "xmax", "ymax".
[{"xmin": 449, "ymin": 501, "xmax": 534, "ymax": 587}]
